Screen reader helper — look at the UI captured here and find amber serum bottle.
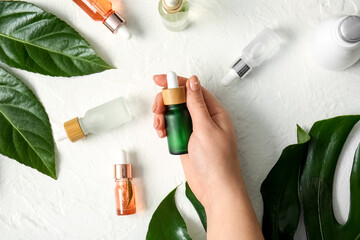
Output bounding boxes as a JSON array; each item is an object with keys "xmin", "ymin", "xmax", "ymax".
[
  {"xmin": 162, "ymin": 71, "xmax": 193, "ymax": 155},
  {"xmin": 114, "ymin": 150, "xmax": 136, "ymax": 216},
  {"xmin": 73, "ymin": 0, "xmax": 132, "ymax": 39}
]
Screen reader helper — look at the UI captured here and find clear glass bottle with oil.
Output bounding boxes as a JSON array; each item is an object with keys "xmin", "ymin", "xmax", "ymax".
[
  {"xmin": 158, "ymin": 0, "xmax": 189, "ymax": 31},
  {"xmin": 114, "ymin": 150, "xmax": 136, "ymax": 216}
]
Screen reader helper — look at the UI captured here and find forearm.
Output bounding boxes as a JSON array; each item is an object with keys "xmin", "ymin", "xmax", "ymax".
[{"xmin": 204, "ymin": 176, "xmax": 264, "ymax": 240}]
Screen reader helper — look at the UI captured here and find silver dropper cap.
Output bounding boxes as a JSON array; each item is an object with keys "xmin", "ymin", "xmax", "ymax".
[
  {"xmin": 221, "ymin": 59, "xmax": 252, "ymax": 86},
  {"xmin": 232, "ymin": 59, "xmax": 251, "ymax": 78},
  {"xmin": 338, "ymin": 15, "xmax": 360, "ymax": 43}
]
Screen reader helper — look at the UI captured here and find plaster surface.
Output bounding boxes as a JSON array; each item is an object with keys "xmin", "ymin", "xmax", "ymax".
[{"xmin": 1, "ymin": 0, "xmax": 360, "ymax": 239}]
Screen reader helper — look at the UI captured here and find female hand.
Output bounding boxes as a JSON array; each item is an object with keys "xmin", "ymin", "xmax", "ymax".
[{"xmin": 152, "ymin": 74, "xmax": 263, "ymax": 240}]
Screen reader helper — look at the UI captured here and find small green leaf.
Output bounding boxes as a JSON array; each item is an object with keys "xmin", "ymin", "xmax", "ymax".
[
  {"xmin": 297, "ymin": 124, "xmax": 310, "ymax": 144},
  {"xmin": 0, "ymin": 67, "xmax": 56, "ymax": 179},
  {"xmin": 0, "ymin": 1, "xmax": 114, "ymax": 77},
  {"xmin": 185, "ymin": 182, "xmax": 207, "ymax": 231},
  {"xmin": 146, "ymin": 186, "xmax": 191, "ymax": 240},
  {"xmin": 261, "ymin": 129, "xmax": 310, "ymax": 240}
]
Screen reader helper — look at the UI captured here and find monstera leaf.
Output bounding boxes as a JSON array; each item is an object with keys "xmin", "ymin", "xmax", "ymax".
[
  {"xmin": 146, "ymin": 183, "xmax": 207, "ymax": 240},
  {"xmin": 0, "ymin": 1, "xmax": 113, "ymax": 77},
  {"xmin": 0, "ymin": 67, "xmax": 55, "ymax": 179},
  {"xmin": 147, "ymin": 116, "xmax": 360, "ymax": 240},
  {"xmin": 300, "ymin": 116, "xmax": 360, "ymax": 240},
  {"xmin": 261, "ymin": 125, "xmax": 310, "ymax": 240},
  {"xmin": 185, "ymin": 182, "xmax": 207, "ymax": 231},
  {"xmin": 146, "ymin": 187, "xmax": 192, "ymax": 240},
  {"xmin": 261, "ymin": 116, "xmax": 360, "ymax": 240}
]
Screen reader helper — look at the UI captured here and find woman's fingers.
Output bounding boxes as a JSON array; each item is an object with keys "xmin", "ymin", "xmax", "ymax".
[
  {"xmin": 201, "ymin": 88, "xmax": 224, "ymax": 116},
  {"xmin": 185, "ymin": 76, "xmax": 214, "ymax": 130},
  {"xmin": 153, "ymin": 74, "xmax": 188, "ymax": 87},
  {"xmin": 152, "ymin": 92, "xmax": 165, "ymax": 114},
  {"xmin": 156, "ymin": 129, "xmax": 166, "ymax": 138},
  {"xmin": 153, "ymin": 114, "xmax": 165, "ymax": 130},
  {"xmin": 202, "ymin": 88, "xmax": 232, "ymax": 131},
  {"xmin": 153, "ymin": 74, "xmax": 230, "ymax": 134},
  {"xmin": 153, "ymin": 112, "xmax": 166, "ymax": 138}
]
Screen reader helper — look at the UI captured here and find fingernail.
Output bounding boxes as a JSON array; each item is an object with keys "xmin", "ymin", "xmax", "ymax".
[
  {"xmin": 190, "ymin": 77, "xmax": 200, "ymax": 91},
  {"xmin": 152, "ymin": 102, "xmax": 157, "ymax": 112},
  {"xmin": 157, "ymin": 129, "xmax": 164, "ymax": 137},
  {"xmin": 153, "ymin": 118, "xmax": 159, "ymax": 129}
]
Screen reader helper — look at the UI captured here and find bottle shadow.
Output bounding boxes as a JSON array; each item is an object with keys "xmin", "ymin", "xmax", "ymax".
[{"xmin": 111, "ymin": 0, "xmax": 145, "ymax": 38}]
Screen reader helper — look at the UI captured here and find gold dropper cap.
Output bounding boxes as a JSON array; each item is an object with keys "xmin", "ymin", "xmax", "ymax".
[
  {"xmin": 114, "ymin": 164, "xmax": 132, "ymax": 179},
  {"xmin": 64, "ymin": 117, "xmax": 86, "ymax": 142},
  {"xmin": 162, "ymin": 0, "xmax": 182, "ymax": 13},
  {"xmin": 114, "ymin": 150, "xmax": 132, "ymax": 179}
]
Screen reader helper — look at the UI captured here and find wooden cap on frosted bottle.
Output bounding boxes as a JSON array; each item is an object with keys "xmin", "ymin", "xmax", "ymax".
[{"xmin": 64, "ymin": 117, "xmax": 86, "ymax": 142}]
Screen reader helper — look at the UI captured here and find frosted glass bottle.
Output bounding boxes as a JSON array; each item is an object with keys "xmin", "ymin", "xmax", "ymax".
[
  {"xmin": 79, "ymin": 97, "xmax": 132, "ymax": 135},
  {"xmin": 221, "ymin": 28, "xmax": 282, "ymax": 86},
  {"xmin": 55, "ymin": 97, "xmax": 132, "ymax": 142},
  {"xmin": 158, "ymin": 0, "xmax": 189, "ymax": 31},
  {"xmin": 162, "ymin": 72, "xmax": 192, "ymax": 154}
]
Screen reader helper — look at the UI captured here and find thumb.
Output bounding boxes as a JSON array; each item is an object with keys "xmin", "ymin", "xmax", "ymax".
[{"xmin": 186, "ymin": 76, "xmax": 213, "ymax": 129}]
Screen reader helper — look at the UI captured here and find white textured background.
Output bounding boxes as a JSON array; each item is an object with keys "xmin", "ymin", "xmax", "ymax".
[{"xmin": 1, "ymin": 0, "xmax": 360, "ymax": 239}]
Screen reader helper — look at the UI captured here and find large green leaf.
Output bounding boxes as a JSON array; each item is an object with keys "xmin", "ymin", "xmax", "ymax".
[
  {"xmin": 262, "ymin": 116, "xmax": 360, "ymax": 240},
  {"xmin": 146, "ymin": 186, "xmax": 191, "ymax": 240},
  {"xmin": 0, "ymin": 1, "xmax": 113, "ymax": 77},
  {"xmin": 300, "ymin": 115, "xmax": 360, "ymax": 240},
  {"xmin": 261, "ymin": 126, "xmax": 310, "ymax": 240},
  {"xmin": 185, "ymin": 182, "xmax": 207, "ymax": 231},
  {"xmin": 0, "ymin": 67, "xmax": 56, "ymax": 179}
]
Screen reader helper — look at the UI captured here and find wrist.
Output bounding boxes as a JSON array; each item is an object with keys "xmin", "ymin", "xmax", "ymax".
[{"xmin": 202, "ymin": 173, "xmax": 246, "ymax": 211}]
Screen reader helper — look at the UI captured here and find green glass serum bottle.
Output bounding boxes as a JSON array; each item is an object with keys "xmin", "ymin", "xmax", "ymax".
[{"xmin": 162, "ymin": 72, "xmax": 192, "ymax": 155}]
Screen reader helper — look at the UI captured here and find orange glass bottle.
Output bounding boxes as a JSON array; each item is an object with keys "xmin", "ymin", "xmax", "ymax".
[
  {"xmin": 114, "ymin": 150, "xmax": 136, "ymax": 215},
  {"xmin": 73, "ymin": 0, "xmax": 132, "ymax": 39}
]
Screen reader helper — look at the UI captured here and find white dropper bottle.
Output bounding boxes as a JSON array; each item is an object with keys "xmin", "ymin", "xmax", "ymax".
[
  {"xmin": 222, "ymin": 28, "xmax": 282, "ymax": 86},
  {"xmin": 311, "ymin": 15, "xmax": 360, "ymax": 70},
  {"xmin": 55, "ymin": 97, "xmax": 132, "ymax": 142}
]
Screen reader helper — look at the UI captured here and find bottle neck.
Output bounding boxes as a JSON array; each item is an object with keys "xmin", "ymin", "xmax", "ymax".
[
  {"xmin": 77, "ymin": 117, "xmax": 89, "ymax": 135},
  {"xmin": 103, "ymin": 12, "xmax": 125, "ymax": 33},
  {"xmin": 167, "ymin": 103, "xmax": 186, "ymax": 109}
]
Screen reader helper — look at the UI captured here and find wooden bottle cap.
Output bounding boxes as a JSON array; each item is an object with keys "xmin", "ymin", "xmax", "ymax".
[
  {"xmin": 64, "ymin": 117, "xmax": 86, "ymax": 142},
  {"xmin": 162, "ymin": 86, "xmax": 186, "ymax": 105}
]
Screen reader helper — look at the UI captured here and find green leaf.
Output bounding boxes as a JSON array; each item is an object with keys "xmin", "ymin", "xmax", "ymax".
[
  {"xmin": 0, "ymin": 67, "xmax": 56, "ymax": 179},
  {"xmin": 297, "ymin": 124, "xmax": 310, "ymax": 144},
  {"xmin": 261, "ymin": 126, "xmax": 310, "ymax": 240},
  {"xmin": 185, "ymin": 182, "xmax": 207, "ymax": 231},
  {"xmin": 300, "ymin": 115, "xmax": 360, "ymax": 240},
  {"xmin": 146, "ymin": 186, "xmax": 191, "ymax": 240},
  {"xmin": 0, "ymin": 1, "xmax": 113, "ymax": 77}
]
